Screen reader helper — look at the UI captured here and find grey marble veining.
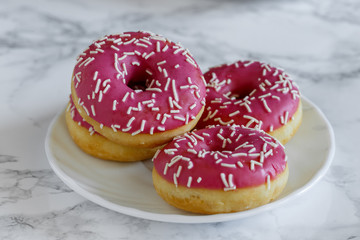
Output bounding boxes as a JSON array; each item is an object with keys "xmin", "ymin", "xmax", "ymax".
[
  {"xmin": 1, "ymin": 0, "xmax": 360, "ymax": 239},
  {"xmin": 0, "ymin": 167, "xmax": 72, "ymax": 205}
]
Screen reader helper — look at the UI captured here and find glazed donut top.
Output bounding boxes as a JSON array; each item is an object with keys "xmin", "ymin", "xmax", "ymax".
[
  {"xmin": 198, "ymin": 60, "xmax": 300, "ymax": 132},
  {"xmin": 152, "ymin": 125, "xmax": 287, "ymax": 190},
  {"xmin": 67, "ymin": 96, "xmax": 97, "ymax": 135},
  {"xmin": 72, "ymin": 31, "xmax": 206, "ymax": 135}
]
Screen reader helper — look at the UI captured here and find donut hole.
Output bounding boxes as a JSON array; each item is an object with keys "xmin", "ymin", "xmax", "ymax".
[
  {"xmin": 227, "ymin": 85, "xmax": 257, "ymax": 100},
  {"xmin": 226, "ymin": 77, "xmax": 259, "ymax": 100},
  {"xmin": 125, "ymin": 69, "xmax": 152, "ymax": 91},
  {"xmin": 217, "ymin": 67, "xmax": 260, "ymax": 100},
  {"xmin": 127, "ymin": 78, "xmax": 148, "ymax": 91},
  {"xmin": 198, "ymin": 137, "xmax": 235, "ymax": 153}
]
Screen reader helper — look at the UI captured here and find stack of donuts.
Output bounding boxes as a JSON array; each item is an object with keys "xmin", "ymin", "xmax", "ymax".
[
  {"xmin": 66, "ymin": 31, "xmax": 206, "ymax": 162},
  {"xmin": 65, "ymin": 31, "xmax": 302, "ymax": 214}
]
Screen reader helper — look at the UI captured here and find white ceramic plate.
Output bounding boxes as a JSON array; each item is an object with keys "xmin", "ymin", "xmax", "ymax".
[{"xmin": 45, "ymin": 97, "xmax": 335, "ymax": 223}]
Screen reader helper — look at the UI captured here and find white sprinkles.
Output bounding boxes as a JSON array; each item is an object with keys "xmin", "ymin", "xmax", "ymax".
[
  {"xmin": 203, "ymin": 60, "xmax": 300, "ymax": 132},
  {"xmin": 155, "ymin": 126, "xmax": 285, "ymax": 192},
  {"xmin": 73, "ymin": 32, "xmax": 205, "ymax": 136}
]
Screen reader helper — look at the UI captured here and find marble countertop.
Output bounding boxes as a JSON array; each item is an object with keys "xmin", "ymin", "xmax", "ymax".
[{"xmin": 1, "ymin": 0, "xmax": 359, "ymax": 239}]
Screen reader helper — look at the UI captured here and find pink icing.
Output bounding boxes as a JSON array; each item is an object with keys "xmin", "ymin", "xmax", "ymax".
[
  {"xmin": 72, "ymin": 31, "xmax": 206, "ymax": 135},
  {"xmin": 67, "ymin": 96, "xmax": 98, "ymax": 135},
  {"xmin": 153, "ymin": 125, "xmax": 287, "ymax": 190},
  {"xmin": 197, "ymin": 60, "xmax": 300, "ymax": 132}
]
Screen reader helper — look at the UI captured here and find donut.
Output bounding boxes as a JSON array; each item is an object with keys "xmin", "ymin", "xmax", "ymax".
[
  {"xmin": 197, "ymin": 60, "xmax": 302, "ymax": 145},
  {"xmin": 152, "ymin": 125, "xmax": 288, "ymax": 214},
  {"xmin": 65, "ymin": 97, "xmax": 162, "ymax": 162},
  {"xmin": 71, "ymin": 31, "xmax": 206, "ymax": 148}
]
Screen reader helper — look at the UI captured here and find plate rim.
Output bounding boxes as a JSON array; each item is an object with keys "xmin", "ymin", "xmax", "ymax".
[{"xmin": 45, "ymin": 96, "xmax": 335, "ymax": 223}]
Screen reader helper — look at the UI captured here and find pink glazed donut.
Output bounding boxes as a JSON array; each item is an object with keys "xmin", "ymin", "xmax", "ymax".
[
  {"xmin": 152, "ymin": 125, "xmax": 289, "ymax": 214},
  {"xmin": 197, "ymin": 60, "xmax": 302, "ymax": 144},
  {"xmin": 71, "ymin": 31, "xmax": 206, "ymax": 148}
]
